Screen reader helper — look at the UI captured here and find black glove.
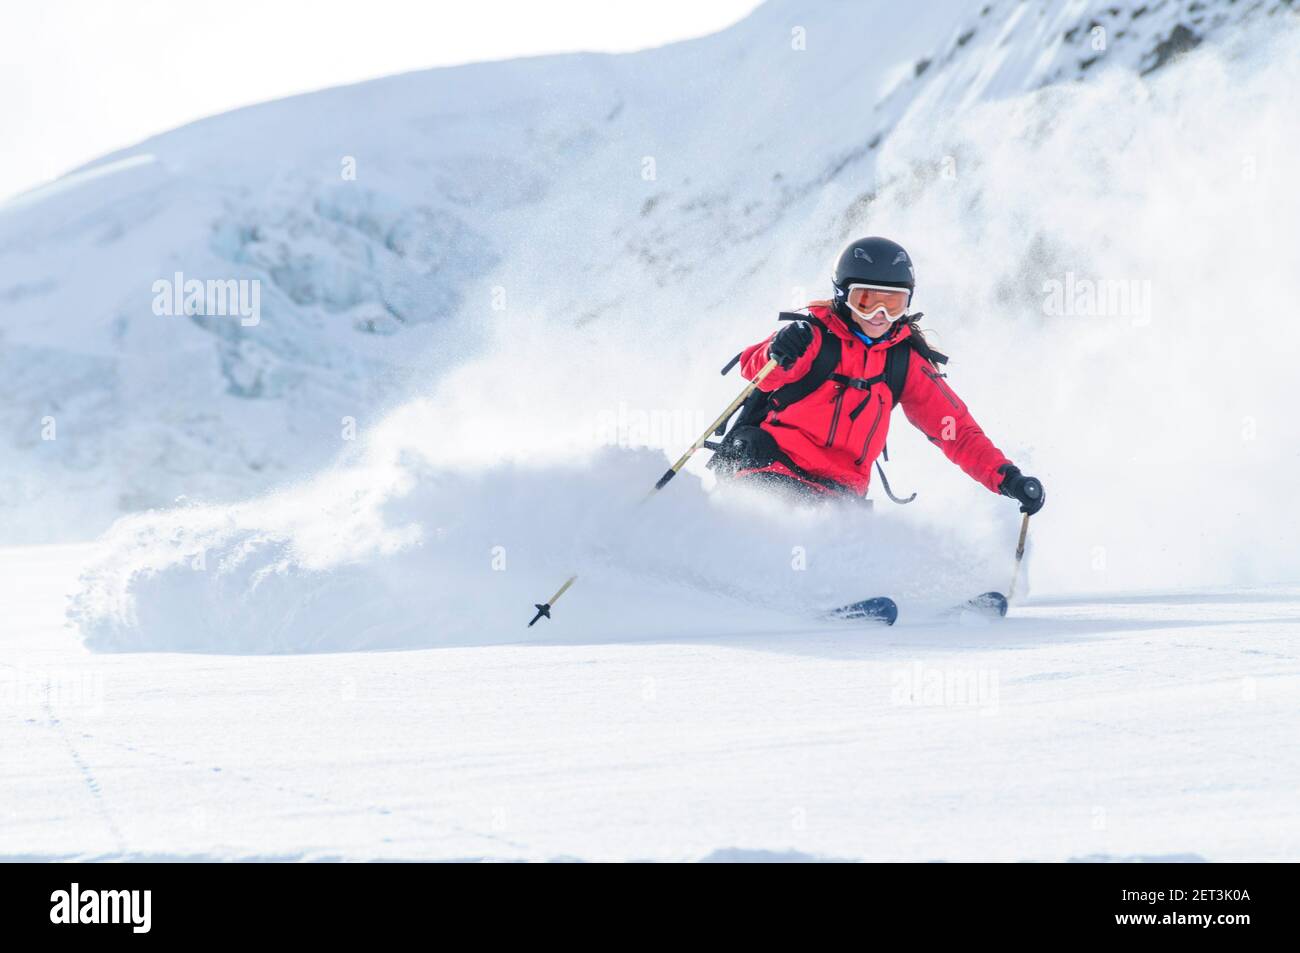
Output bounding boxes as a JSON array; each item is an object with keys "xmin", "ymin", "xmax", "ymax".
[
  {"xmin": 998, "ymin": 464, "xmax": 1045, "ymax": 515},
  {"xmin": 769, "ymin": 321, "xmax": 814, "ymax": 369}
]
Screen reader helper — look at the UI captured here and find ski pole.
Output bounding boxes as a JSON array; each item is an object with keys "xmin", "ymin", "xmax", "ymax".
[
  {"xmin": 527, "ymin": 357, "xmax": 781, "ymax": 626},
  {"xmin": 528, "ymin": 574, "xmax": 577, "ymax": 627},
  {"xmin": 1006, "ymin": 513, "xmax": 1030, "ymax": 603}
]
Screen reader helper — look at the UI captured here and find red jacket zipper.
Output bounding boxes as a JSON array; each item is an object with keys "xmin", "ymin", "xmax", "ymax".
[
  {"xmin": 824, "ymin": 387, "xmax": 845, "ymax": 447},
  {"xmin": 854, "ymin": 394, "xmax": 885, "ymax": 465},
  {"xmin": 924, "ymin": 368, "xmax": 960, "ymax": 409}
]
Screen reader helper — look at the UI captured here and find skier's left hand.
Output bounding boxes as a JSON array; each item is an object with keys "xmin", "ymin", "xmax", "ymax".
[{"xmin": 998, "ymin": 465, "xmax": 1045, "ymax": 515}]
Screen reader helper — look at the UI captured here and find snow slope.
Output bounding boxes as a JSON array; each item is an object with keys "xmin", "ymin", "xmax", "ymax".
[{"xmin": 8, "ymin": 545, "xmax": 1300, "ymax": 861}]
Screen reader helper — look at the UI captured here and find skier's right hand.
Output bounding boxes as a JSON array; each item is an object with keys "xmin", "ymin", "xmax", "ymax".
[
  {"xmin": 769, "ymin": 321, "xmax": 814, "ymax": 369},
  {"xmin": 998, "ymin": 465, "xmax": 1045, "ymax": 515}
]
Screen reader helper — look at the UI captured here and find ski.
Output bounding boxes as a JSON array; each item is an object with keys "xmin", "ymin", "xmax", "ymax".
[
  {"xmin": 826, "ymin": 591, "xmax": 1004, "ymax": 627},
  {"xmin": 946, "ymin": 590, "xmax": 1008, "ymax": 619},
  {"xmin": 824, "ymin": 595, "xmax": 898, "ymax": 626}
]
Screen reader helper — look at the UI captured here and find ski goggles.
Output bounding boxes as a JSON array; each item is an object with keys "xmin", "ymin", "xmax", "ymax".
[{"xmin": 845, "ymin": 283, "xmax": 911, "ymax": 320}]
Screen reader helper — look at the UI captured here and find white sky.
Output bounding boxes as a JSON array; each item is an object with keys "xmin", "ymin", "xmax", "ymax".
[{"xmin": 0, "ymin": 0, "xmax": 762, "ymax": 201}]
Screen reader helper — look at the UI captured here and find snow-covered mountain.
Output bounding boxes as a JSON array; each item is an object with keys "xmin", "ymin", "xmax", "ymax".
[{"xmin": 3, "ymin": 0, "xmax": 1292, "ymax": 543}]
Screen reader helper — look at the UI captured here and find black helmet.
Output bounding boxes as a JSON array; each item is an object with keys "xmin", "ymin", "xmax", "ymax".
[{"xmin": 831, "ymin": 236, "xmax": 915, "ymax": 316}]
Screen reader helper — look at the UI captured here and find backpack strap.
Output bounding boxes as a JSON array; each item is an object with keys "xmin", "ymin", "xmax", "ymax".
[
  {"xmin": 898, "ymin": 314, "xmax": 949, "ymax": 366},
  {"xmin": 882, "ymin": 316, "xmax": 949, "ymax": 406},
  {"xmin": 884, "ymin": 343, "xmax": 910, "ymax": 407}
]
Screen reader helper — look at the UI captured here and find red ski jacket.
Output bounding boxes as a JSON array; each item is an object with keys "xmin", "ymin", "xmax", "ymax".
[{"xmin": 737, "ymin": 305, "xmax": 1010, "ymax": 496}]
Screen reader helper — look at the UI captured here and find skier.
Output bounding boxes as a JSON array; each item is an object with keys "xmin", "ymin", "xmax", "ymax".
[{"xmin": 711, "ymin": 236, "xmax": 1045, "ymax": 515}]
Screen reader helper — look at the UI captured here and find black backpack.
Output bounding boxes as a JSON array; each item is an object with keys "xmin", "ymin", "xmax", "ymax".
[{"xmin": 709, "ymin": 312, "xmax": 948, "ymax": 502}]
